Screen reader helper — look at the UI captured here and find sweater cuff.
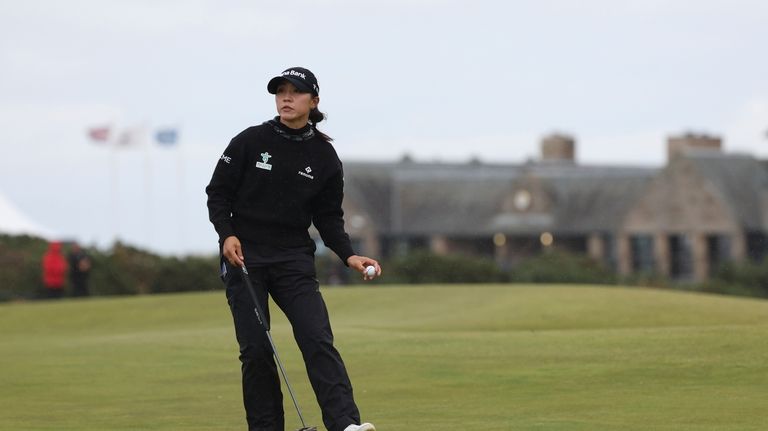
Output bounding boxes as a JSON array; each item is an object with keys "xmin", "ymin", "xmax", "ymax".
[
  {"xmin": 214, "ymin": 221, "xmax": 236, "ymax": 243},
  {"xmin": 334, "ymin": 244, "xmax": 355, "ymax": 266}
]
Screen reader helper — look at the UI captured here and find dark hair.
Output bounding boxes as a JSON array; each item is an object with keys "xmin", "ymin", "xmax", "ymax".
[{"xmin": 309, "ymin": 108, "xmax": 333, "ymax": 142}]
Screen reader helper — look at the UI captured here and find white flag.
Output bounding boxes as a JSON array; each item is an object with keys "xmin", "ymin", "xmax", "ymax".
[{"xmin": 115, "ymin": 126, "xmax": 147, "ymax": 148}]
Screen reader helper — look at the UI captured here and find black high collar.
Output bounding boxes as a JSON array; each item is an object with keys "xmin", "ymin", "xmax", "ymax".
[{"xmin": 265, "ymin": 117, "xmax": 315, "ymax": 142}]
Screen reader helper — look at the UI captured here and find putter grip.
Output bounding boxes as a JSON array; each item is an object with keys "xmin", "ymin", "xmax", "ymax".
[{"xmin": 240, "ymin": 265, "xmax": 270, "ymax": 331}]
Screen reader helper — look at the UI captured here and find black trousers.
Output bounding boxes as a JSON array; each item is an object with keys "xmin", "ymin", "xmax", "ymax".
[
  {"xmin": 71, "ymin": 275, "xmax": 90, "ymax": 297},
  {"xmin": 222, "ymin": 254, "xmax": 360, "ymax": 431}
]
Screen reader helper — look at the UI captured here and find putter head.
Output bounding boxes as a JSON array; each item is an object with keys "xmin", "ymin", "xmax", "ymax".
[{"xmin": 297, "ymin": 428, "xmax": 317, "ymax": 431}]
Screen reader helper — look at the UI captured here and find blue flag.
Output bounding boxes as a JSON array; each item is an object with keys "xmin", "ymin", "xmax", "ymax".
[{"xmin": 156, "ymin": 128, "xmax": 178, "ymax": 146}]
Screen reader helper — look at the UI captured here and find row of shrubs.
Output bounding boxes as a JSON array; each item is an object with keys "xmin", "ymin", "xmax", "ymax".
[
  {"xmin": 2, "ymin": 234, "xmax": 767, "ymax": 300},
  {"xmin": 378, "ymin": 250, "xmax": 618, "ymax": 285},
  {"xmin": 0, "ymin": 235, "xmax": 224, "ymax": 301},
  {"xmin": 698, "ymin": 260, "xmax": 768, "ymax": 298}
]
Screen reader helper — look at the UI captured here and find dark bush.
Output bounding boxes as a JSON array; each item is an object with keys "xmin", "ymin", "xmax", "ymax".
[
  {"xmin": 510, "ymin": 250, "xmax": 616, "ymax": 284},
  {"xmin": 702, "ymin": 259, "xmax": 768, "ymax": 298},
  {"xmin": 0, "ymin": 235, "xmax": 221, "ymax": 300},
  {"xmin": 0, "ymin": 234, "xmax": 49, "ymax": 299},
  {"xmin": 151, "ymin": 256, "xmax": 221, "ymax": 293},
  {"xmin": 383, "ymin": 250, "xmax": 508, "ymax": 284}
]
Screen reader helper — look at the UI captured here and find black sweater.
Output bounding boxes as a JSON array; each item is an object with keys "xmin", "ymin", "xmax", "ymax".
[{"xmin": 205, "ymin": 119, "xmax": 355, "ymax": 264}]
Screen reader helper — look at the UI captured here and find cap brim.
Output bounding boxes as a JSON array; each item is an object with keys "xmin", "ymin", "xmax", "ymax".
[{"xmin": 267, "ymin": 76, "xmax": 314, "ymax": 94}]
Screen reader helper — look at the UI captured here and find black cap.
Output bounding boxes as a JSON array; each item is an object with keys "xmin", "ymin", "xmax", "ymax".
[{"xmin": 267, "ymin": 67, "xmax": 319, "ymax": 96}]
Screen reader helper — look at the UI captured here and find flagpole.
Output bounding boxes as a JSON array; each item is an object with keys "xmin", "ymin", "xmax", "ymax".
[
  {"xmin": 88, "ymin": 125, "xmax": 119, "ymax": 247},
  {"xmin": 144, "ymin": 134, "xmax": 153, "ymax": 251},
  {"xmin": 155, "ymin": 126, "xmax": 182, "ymax": 254},
  {"xmin": 176, "ymin": 136, "xmax": 185, "ymax": 253},
  {"xmin": 110, "ymin": 141, "xmax": 119, "ymax": 246}
]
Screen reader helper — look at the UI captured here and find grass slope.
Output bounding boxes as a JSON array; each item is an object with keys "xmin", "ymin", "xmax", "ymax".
[{"xmin": 1, "ymin": 285, "xmax": 767, "ymax": 431}]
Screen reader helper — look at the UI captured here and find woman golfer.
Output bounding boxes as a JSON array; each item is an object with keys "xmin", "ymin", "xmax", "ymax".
[{"xmin": 206, "ymin": 67, "xmax": 380, "ymax": 431}]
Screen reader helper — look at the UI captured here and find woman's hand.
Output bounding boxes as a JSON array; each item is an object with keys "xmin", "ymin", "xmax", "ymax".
[
  {"xmin": 346, "ymin": 255, "xmax": 382, "ymax": 281},
  {"xmin": 223, "ymin": 236, "xmax": 245, "ymax": 267}
]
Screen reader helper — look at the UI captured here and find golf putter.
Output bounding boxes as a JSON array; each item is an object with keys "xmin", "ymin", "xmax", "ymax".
[{"xmin": 240, "ymin": 265, "xmax": 317, "ymax": 431}]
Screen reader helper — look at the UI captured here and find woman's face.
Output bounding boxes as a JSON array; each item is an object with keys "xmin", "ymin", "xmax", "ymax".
[{"xmin": 275, "ymin": 81, "xmax": 318, "ymax": 127}]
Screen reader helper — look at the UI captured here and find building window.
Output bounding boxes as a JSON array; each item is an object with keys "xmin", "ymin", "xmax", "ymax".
[
  {"xmin": 706, "ymin": 235, "xmax": 731, "ymax": 275},
  {"xmin": 669, "ymin": 234, "xmax": 693, "ymax": 280},
  {"xmin": 396, "ymin": 237, "xmax": 428, "ymax": 255},
  {"xmin": 602, "ymin": 233, "xmax": 616, "ymax": 271},
  {"xmin": 747, "ymin": 232, "xmax": 767, "ymax": 262},
  {"xmin": 557, "ymin": 235, "xmax": 587, "ymax": 253},
  {"xmin": 630, "ymin": 235, "xmax": 655, "ymax": 273}
]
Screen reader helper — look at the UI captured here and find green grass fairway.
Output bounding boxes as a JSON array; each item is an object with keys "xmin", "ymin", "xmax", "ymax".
[{"xmin": 2, "ymin": 285, "xmax": 768, "ymax": 430}]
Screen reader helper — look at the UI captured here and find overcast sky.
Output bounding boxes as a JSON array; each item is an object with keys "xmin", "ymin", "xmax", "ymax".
[{"xmin": 1, "ymin": 0, "xmax": 767, "ymax": 255}]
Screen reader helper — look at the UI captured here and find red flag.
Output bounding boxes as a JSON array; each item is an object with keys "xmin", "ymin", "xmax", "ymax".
[{"xmin": 88, "ymin": 126, "xmax": 111, "ymax": 143}]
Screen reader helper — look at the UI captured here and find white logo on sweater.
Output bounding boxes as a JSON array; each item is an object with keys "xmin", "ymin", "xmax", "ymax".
[
  {"xmin": 256, "ymin": 152, "xmax": 273, "ymax": 171},
  {"xmin": 299, "ymin": 166, "xmax": 314, "ymax": 179}
]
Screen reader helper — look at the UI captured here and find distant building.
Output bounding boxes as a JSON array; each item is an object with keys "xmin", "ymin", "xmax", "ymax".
[{"xmin": 336, "ymin": 133, "xmax": 768, "ymax": 282}]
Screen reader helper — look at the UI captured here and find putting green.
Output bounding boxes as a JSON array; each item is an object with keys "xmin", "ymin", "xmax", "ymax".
[{"xmin": 1, "ymin": 285, "xmax": 767, "ymax": 430}]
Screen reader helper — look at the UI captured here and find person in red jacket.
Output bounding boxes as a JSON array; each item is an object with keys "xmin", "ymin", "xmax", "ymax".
[{"xmin": 42, "ymin": 241, "xmax": 67, "ymax": 299}]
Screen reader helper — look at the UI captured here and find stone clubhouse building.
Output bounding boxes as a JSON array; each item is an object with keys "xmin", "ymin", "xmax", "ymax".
[{"xmin": 333, "ymin": 133, "xmax": 768, "ymax": 282}]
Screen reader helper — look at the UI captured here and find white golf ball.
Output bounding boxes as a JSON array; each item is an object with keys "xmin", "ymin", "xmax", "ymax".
[{"xmin": 365, "ymin": 265, "xmax": 376, "ymax": 277}]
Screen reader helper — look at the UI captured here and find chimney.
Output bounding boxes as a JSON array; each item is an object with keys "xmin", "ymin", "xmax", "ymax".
[
  {"xmin": 541, "ymin": 133, "xmax": 576, "ymax": 163},
  {"xmin": 667, "ymin": 132, "xmax": 722, "ymax": 162}
]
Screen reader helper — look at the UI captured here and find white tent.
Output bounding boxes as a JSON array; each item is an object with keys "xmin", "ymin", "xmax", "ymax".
[{"xmin": 0, "ymin": 191, "xmax": 55, "ymax": 238}]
